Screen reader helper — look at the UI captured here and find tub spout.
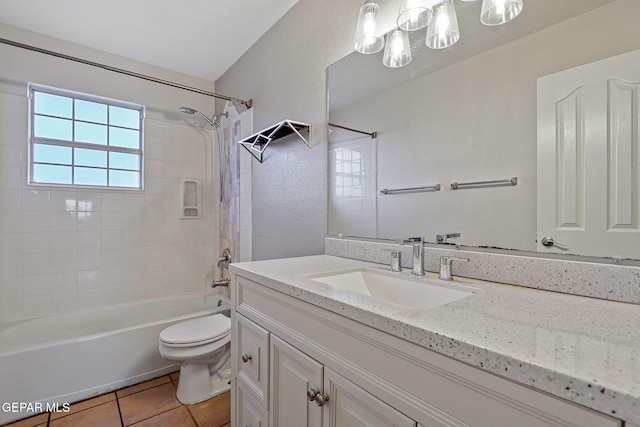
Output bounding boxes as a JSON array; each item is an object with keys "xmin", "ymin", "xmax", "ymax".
[{"xmin": 212, "ymin": 278, "xmax": 230, "ymax": 288}]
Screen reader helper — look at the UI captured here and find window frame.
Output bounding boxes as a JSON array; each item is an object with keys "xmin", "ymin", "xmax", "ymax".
[{"xmin": 27, "ymin": 83, "xmax": 145, "ymax": 190}]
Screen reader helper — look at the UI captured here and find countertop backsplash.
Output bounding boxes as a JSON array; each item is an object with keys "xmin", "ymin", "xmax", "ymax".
[{"xmin": 325, "ymin": 236, "xmax": 640, "ymax": 305}]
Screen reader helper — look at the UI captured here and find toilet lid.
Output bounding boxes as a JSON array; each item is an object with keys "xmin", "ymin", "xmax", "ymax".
[{"xmin": 160, "ymin": 314, "xmax": 230, "ymax": 345}]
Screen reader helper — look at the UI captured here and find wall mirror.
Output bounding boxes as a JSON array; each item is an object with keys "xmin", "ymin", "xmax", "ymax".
[{"xmin": 327, "ymin": 0, "xmax": 640, "ymax": 261}]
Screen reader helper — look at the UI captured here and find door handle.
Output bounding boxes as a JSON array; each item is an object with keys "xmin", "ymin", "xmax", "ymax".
[{"xmin": 541, "ymin": 237, "xmax": 568, "ymax": 250}]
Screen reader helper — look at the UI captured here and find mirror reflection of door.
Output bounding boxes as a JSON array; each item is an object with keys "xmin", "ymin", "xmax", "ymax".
[{"xmin": 537, "ymin": 48, "xmax": 640, "ymax": 259}]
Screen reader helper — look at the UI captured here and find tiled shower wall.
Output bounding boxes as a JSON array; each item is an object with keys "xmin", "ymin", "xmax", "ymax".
[
  {"xmin": 0, "ymin": 99, "xmax": 216, "ymax": 322},
  {"xmin": 0, "ymin": 24, "xmax": 219, "ymax": 322}
]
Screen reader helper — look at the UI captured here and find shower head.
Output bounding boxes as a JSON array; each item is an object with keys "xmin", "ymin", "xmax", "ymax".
[
  {"xmin": 179, "ymin": 106, "xmax": 217, "ymax": 127},
  {"xmin": 179, "ymin": 107, "xmax": 197, "ymax": 115}
]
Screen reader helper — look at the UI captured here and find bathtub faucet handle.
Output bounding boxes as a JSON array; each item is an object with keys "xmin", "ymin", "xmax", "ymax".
[{"xmin": 217, "ymin": 248, "xmax": 231, "ymax": 268}]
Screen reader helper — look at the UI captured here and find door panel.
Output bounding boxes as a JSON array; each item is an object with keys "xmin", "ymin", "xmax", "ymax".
[{"xmin": 537, "ymin": 48, "xmax": 640, "ymax": 258}]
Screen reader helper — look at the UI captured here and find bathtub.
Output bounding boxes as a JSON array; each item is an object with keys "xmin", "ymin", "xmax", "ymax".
[{"xmin": 0, "ymin": 291, "xmax": 230, "ymax": 425}]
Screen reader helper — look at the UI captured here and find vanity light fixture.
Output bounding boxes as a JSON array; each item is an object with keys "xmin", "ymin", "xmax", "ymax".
[
  {"xmin": 354, "ymin": 0, "xmax": 523, "ymax": 68},
  {"xmin": 425, "ymin": 0, "xmax": 460, "ymax": 49},
  {"xmin": 354, "ymin": 1, "xmax": 385, "ymax": 54},
  {"xmin": 383, "ymin": 28, "xmax": 412, "ymax": 67},
  {"xmin": 480, "ymin": 0, "xmax": 523, "ymax": 26}
]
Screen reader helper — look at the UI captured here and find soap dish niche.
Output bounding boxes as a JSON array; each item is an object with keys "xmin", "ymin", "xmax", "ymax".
[{"xmin": 180, "ymin": 179, "xmax": 202, "ymax": 219}]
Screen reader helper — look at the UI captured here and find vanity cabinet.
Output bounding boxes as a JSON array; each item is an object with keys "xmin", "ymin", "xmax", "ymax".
[{"xmin": 231, "ymin": 274, "xmax": 621, "ymax": 427}]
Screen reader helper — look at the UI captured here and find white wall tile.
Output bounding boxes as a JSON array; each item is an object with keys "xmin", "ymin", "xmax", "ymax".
[
  {"xmin": 51, "ymin": 211, "xmax": 77, "ymax": 232},
  {"xmin": 22, "ymin": 274, "xmax": 52, "ymax": 297},
  {"xmin": 0, "ymin": 189, "xmax": 21, "ymax": 210},
  {"xmin": 23, "ymin": 294, "xmax": 51, "ymax": 318},
  {"xmin": 22, "ymin": 253, "xmax": 51, "ymax": 276},
  {"xmin": 0, "ymin": 276, "xmax": 22, "ymax": 299},
  {"xmin": 77, "ymin": 269, "xmax": 101, "ymax": 291},
  {"xmin": 22, "ymin": 211, "xmax": 51, "ymax": 232},
  {"xmin": 51, "ymin": 252, "xmax": 78, "ymax": 273},
  {"xmin": 0, "ymin": 298, "xmax": 22, "ymax": 321},
  {"xmin": 101, "ymin": 192, "xmax": 124, "ymax": 212},
  {"xmin": 51, "ymin": 190, "xmax": 77, "ymax": 212},
  {"xmin": 76, "ymin": 192, "xmax": 101, "ymax": 212},
  {"xmin": 0, "ymin": 232, "xmax": 22, "ymax": 255},
  {"xmin": 0, "ymin": 211, "xmax": 22, "ymax": 233},
  {"xmin": 22, "ymin": 189, "xmax": 51, "ymax": 211},
  {"xmin": 77, "ymin": 212, "xmax": 101, "ymax": 231},
  {"xmin": 22, "ymin": 232, "xmax": 52, "ymax": 254},
  {"xmin": 51, "ymin": 271, "xmax": 78, "ymax": 293},
  {"xmin": 51, "ymin": 231, "xmax": 78, "ymax": 252},
  {"xmin": 0, "ymin": 254, "xmax": 22, "ymax": 278}
]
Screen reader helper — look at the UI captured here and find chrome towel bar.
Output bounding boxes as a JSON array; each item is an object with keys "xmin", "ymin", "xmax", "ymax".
[
  {"xmin": 380, "ymin": 184, "xmax": 441, "ymax": 195},
  {"xmin": 450, "ymin": 177, "xmax": 517, "ymax": 190}
]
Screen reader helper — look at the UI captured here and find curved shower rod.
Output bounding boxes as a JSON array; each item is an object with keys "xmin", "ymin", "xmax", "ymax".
[{"xmin": 0, "ymin": 37, "xmax": 252, "ymax": 108}]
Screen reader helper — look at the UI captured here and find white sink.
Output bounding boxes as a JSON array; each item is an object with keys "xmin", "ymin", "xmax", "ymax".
[{"xmin": 309, "ymin": 269, "xmax": 474, "ymax": 310}]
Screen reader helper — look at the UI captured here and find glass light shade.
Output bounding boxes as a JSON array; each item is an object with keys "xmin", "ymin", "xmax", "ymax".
[
  {"xmin": 397, "ymin": 0, "xmax": 433, "ymax": 31},
  {"xmin": 354, "ymin": 1, "xmax": 385, "ymax": 54},
  {"xmin": 425, "ymin": 0, "xmax": 460, "ymax": 49},
  {"xmin": 383, "ymin": 29, "xmax": 412, "ymax": 68},
  {"xmin": 480, "ymin": 0, "xmax": 523, "ymax": 26}
]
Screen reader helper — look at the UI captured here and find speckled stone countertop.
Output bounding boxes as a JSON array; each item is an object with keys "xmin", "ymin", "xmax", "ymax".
[{"xmin": 230, "ymin": 255, "xmax": 640, "ymax": 424}]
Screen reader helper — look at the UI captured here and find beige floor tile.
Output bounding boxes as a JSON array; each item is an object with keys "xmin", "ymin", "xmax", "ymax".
[
  {"xmin": 5, "ymin": 412, "xmax": 48, "ymax": 427},
  {"xmin": 187, "ymin": 392, "xmax": 231, "ymax": 427},
  {"xmin": 119, "ymin": 382, "xmax": 181, "ymax": 426},
  {"xmin": 50, "ymin": 392, "xmax": 116, "ymax": 421},
  {"xmin": 116, "ymin": 375, "xmax": 171, "ymax": 399},
  {"xmin": 170, "ymin": 371, "xmax": 180, "ymax": 387},
  {"xmin": 49, "ymin": 401, "xmax": 121, "ymax": 427},
  {"xmin": 128, "ymin": 406, "xmax": 196, "ymax": 427}
]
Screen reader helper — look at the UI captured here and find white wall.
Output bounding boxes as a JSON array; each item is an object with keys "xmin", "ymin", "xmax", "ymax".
[
  {"xmin": 0, "ymin": 23, "xmax": 219, "ymax": 322},
  {"xmin": 216, "ymin": 0, "xmax": 364, "ymax": 260}
]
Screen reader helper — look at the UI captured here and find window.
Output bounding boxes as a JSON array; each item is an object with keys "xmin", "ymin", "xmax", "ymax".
[{"xmin": 28, "ymin": 83, "xmax": 144, "ymax": 189}]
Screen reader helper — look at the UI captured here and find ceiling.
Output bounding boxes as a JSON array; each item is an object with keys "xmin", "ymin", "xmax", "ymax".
[{"xmin": 0, "ymin": 0, "xmax": 300, "ymax": 82}]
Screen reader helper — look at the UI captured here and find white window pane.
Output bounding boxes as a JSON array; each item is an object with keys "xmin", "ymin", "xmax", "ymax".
[
  {"xmin": 34, "ymin": 116, "xmax": 72, "ymax": 140},
  {"xmin": 75, "ymin": 148, "xmax": 107, "ymax": 167},
  {"xmin": 33, "ymin": 144, "xmax": 72, "ymax": 164},
  {"xmin": 33, "ymin": 164, "xmax": 72, "ymax": 184},
  {"xmin": 109, "ymin": 170, "xmax": 140, "ymax": 188},
  {"xmin": 109, "ymin": 128, "xmax": 140, "ymax": 149},
  {"xmin": 34, "ymin": 92, "xmax": 72, "ymax": 118},
  {"xmin": 109, "ymin": 106, "xmax": 140, "ymax": 129},
  {"xmin": 75, "ymin": 122, "xmax": 107, "ymax": 145},
  {"xmin": 109, "ymin": 152, "xmax": 139, "ymax": 171},
  {"xmin": 75, "ymin": 99, "xmax": 107, "ymax": 124},
  {"xmin": 74, "ymin": 167, "xmax": 107, "ymax": 186}
]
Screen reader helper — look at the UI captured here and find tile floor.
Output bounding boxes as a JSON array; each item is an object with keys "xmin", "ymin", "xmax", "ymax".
[{"xmin": 5, "ymin": 372, "xmax": 230, "ymax": 427}]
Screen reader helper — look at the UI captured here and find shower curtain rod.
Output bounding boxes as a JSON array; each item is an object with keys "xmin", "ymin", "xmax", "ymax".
[{"xmin": 0, "ymin": 37, "xmax": 252, "ymax": 108}]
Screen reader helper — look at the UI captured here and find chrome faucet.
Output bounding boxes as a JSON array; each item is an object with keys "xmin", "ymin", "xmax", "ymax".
[
  {"xmin": 438, "ymin": 256, "xmax": 469, "ymax": 281},
  {"xmin": 213, "ymin": 248, "xmax": 232, "ymax": 288},
  {"xmin": 436, "ymin": 232, "xmax": 460, "ymax": 244},
  {"xmin": 385, "ymin": 249, "xmax": 402, "ymax": 272},
  {"xmin": 217, "ymin": 248, "xmax": 231, "ymax": 268},
  {"xmin": 412, "ymin": 238, "xmax": 425, "ymax": 276}
]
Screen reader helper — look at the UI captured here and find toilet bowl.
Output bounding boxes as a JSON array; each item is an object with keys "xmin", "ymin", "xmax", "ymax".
[{"xmin": 158, "ymin": 314, "xmax": 232, "ymax": 404}]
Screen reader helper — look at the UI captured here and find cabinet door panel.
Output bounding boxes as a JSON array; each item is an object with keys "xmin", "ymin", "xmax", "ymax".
[
  {"xmin": 324, "ymin": 367, "xmax": 416, "ymax": 427},
  {"xmin": 236, "ymin": 313, "xmax": 270, "ymax": 408},
  {"xmin": 237, "ymin": 380, "xmax": 268, "ymax": 427},
  {"xmin": 271, "ymin": 334, "xmax": 324, "ymax": 427}
]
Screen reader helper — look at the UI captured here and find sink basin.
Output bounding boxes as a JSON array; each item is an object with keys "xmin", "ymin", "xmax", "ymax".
[{"xmin": 309, "ymin": 269, "xmax": 474, "ymax": 310}]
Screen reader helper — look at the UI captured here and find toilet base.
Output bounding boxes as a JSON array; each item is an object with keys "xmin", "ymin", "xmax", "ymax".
[{"xmin": 176, "ymin": 364, "xmax": 232, "ymax": 405}]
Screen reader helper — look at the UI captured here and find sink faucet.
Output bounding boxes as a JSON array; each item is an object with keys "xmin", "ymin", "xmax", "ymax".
[
  {"xmin": 436, "ymin": 232, "xmax": 460, "ymax": 244},
  {"xmin": 438, "ymin": 256, "xmax": 469, "ymax": 281},
  {"xmin": 412, "ymin": 238, "xmax": 425, "ymax": 276}
]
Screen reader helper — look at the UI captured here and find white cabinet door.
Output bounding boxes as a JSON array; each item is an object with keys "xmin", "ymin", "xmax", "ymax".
[
  {"xmin": 237, "ymin": 380, "xmax": 268, "ymax": 427},
  {"xmin": 537, "ymin": 48, "xmax": 640, "ymax": 259},
  {"xmin": 270, "ymin": 334, "xmax": 324, "ymax": 427},
  {"xmin": 323, "ymin": 367, "xmax": 416, "ymax": 427}
]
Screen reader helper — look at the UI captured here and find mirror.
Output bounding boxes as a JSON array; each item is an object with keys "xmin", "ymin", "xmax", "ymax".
[{"xmin": 327, "ymin": 0, "xmax": 640, "ymax": 260}]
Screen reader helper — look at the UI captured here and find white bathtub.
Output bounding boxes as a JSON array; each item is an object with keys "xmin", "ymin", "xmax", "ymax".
[{"xmin": 0, "ymin": 291, "xmax": 230, "ymax": 425}]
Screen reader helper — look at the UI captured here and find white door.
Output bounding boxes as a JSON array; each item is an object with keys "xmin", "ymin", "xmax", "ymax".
[
  {"xmin": 537, "ymin": 49, "xmax": 640, "ymax": 259},
  {"xmin": 270, "ymin": 334, "xmax": 324, "ymax": 427},
  {"xmin": 323, "ymin": 367, "xmax": 416, "ymax": 427}
]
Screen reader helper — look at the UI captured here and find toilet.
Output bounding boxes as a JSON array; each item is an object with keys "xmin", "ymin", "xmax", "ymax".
[{"xmin": 158, "ymin": 314, "xmax": 232, "ymax": 404}]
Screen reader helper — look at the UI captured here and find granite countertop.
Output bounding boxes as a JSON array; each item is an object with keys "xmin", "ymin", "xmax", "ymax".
[{"xmin": 230, "ymin": 254, "xmax": 640, "ymax": 423}]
